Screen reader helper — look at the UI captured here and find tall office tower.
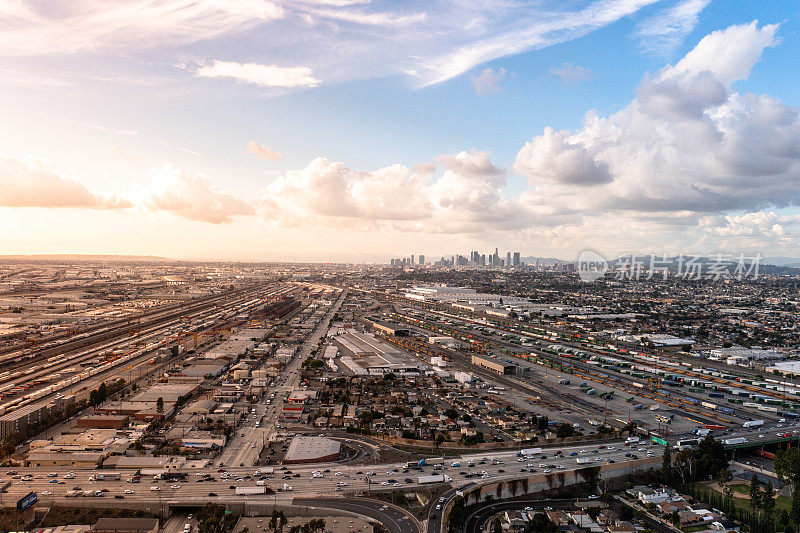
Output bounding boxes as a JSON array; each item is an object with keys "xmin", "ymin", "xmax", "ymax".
[
  {"xmin": 506, "ymin": 252, "xmax": 511, "ymax": 267},
  {"xmin": 419, "ymin": 255, "xmax": 425, "ymax": 265},
  {"xmin": 493, "ymin": 248, "xmax": 500, "ymax": 266},
  {"xmin": 480, "ymin": 254, "xmax": 486, "ymax": 266},
  {"xmin": 513, "ymin": 252, "xmax": 520, "ymax": 267},
  {"xmin": 411, "ymin": 255, "xmax": 415, "ymax": 265}
]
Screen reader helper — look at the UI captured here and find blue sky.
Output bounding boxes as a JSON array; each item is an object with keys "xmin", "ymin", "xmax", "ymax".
[{"xmin": 1, "ymin": 0, "xmax": 799, "ymax": 261}]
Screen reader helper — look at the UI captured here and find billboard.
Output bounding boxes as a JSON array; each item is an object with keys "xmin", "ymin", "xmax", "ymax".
[{"xmin": 17, "ymin": 491, "xmax": 37, "ymax": 511}]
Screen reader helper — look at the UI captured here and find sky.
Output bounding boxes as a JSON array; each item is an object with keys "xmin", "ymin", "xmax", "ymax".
[{"xmin": 1, "ymin": 0, "xmax": 799, "ymax": 262}]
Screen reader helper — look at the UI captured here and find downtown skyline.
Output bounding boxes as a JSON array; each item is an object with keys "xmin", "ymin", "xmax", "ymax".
[{"xmin": 2, "ymin": 1, "xmax": 800, "ymax": 262}]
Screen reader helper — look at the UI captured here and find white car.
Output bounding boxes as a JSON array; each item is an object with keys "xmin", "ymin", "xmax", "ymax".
[
  {"xmin": 64, "ymin": 473, "xmax": 76, "ymax": 479},
  {"xmin": 171, "ymin": 484, "xmax": 182, "ymax": 489},
  {"xmin": 125, "ymin": 489, "xmax": 135, "ymax": 494},
  {"xmin": 42, "ymin": 491, "xmax": 52, "ymax": 495}
]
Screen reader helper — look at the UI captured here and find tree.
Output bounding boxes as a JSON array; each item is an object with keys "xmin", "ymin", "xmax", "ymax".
[
  {"xmin": 555, "ymin": 423, "xmax": 574, "ymax": 439},
  {"xmin": 524, "ymin": 513, "xmax": 557, "ymax": 533},
  {"xmin": 586, "ymin": 507, "xmax": 601, "ymax": 520},
  {"xmin": 792, "ymin": 488, "xmax": 800, "ymax": 524},
  {"xmin": 763, "ymin": 482, "xmax": 776, "ymax": 525},
  {"xmin": 717, "ymin": 469, "xmax": 733, "ymax": 506},
  {"xmin": 662, "ymin": 446, "xmax": 672, "ymax": 482},
  {"xmin": 750, "ymin": 474, "xmax": 762, "ymax": 518},
  {"xmin": 156, "ymin": 396, "xmax": 164, "ymax": 413},
  {"xmin": 269, "ymin": 509, "xmax": 287, "ymax": 533},
  {"xmin": 537, "ymin": 416, "xmax": 549, "ymax": 432}
]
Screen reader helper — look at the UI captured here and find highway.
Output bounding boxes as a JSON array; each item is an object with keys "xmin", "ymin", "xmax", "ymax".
[{"xmin": 0, "ymin": 439, "xmax": 645, "ymax": 505}]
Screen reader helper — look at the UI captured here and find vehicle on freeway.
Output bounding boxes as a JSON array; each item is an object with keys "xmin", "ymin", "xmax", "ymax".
[{"xmin": 125, "ymin": 489, "xmax": 134, "ymax": 494}]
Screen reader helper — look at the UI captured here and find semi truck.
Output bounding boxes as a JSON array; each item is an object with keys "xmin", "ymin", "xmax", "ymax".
[
  {"xmin": 743, "ymin": 419, "xmax": 764, "ymax": 428},
  {"xmin": 517, "ymin": 447, "xmax": 543, "ymax": 457},
  {"xmin": 576, "ymin": 458, "xmax": 593, "ymax": 464},
  {"xmin": 418, "ymin": 474, "xmax": 452, "ymax": 484},
  {"xmin": 723, "ymin": 437, "xmax": 747, "ymax": 446},
  {"xmin": 235, "ymin": 486, "xmax": 266, "ymax": 495}
]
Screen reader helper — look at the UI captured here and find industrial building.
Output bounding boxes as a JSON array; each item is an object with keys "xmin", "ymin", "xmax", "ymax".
[
  {"xmin": 283, "ymin": 436, "xmax": 341, "ymax": 464},
  {"xmin": 471, "ymin": 355, "xmax": 515, "ymax": 374}
]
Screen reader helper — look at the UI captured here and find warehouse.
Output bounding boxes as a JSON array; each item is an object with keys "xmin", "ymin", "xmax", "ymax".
[
  {"xmin": 284, "ymin": 436, "xmax": 341, "ymax": 464},
  {"xmin": 471, "ymin": 355, "xmax": 515, "ymax": 375}
]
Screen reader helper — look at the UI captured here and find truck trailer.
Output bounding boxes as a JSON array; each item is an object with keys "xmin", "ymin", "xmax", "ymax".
[{"xmin": 418, "ymin": 474, "xmax": 452, "ymax": 484}]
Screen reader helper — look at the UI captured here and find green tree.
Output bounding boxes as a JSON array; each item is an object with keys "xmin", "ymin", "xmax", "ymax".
[
  {"xmin": 763, "ymin": 482, "xmax": 776, "ymax": 526},
  {"xmin": 524, "ymin": 513, "xmax": 557, "ymax": 533},
  {"xmin": 555, "ymin": 423, "xmax": 574, "ymax": 439},
  {"xmin": 750, "ymin": 474, "xmax": 762, "ymax": 518},
  {"xmin": 717, "ymin": 469, "xmax": 733, "ymax": 506},
  {"xmin": 156, "ymin": 396, "xmax": 164, "ymax": 413},
  {"xmin": 662, "ymin": 446, "xmax": 672, "ymax": 482}
]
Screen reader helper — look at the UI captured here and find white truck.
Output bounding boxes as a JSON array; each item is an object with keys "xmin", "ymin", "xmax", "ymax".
[
  {"xmin": 517, "ymin": 447, "xmax": 543, "ymax": 457},
  {"xmin": 723, "ymin": 437, "xmax": 748, "ymax": 446},
  {"xmin": 743, "ymin": 419, "xmax": 764, "ymax": 428},
  {"xmin": 418, "ymin": 474, "xmax": 452, "ymax": 484},
  {"xmin": 235, "ymin": 486, "xmax": 266, "ymax": 495},
  {"xmin": 625, "ymin": 436, "xmax": 640, "ymax": 444},
  {"xmin": 576, "ymin": 458, "xmax": 593, "ymax": 465}
]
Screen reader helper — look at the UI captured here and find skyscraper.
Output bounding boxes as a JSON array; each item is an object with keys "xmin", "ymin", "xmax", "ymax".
[
  {"xmin": 418, "ymin": 255, "xmax": 425, "ymax": 265},
  {"xmin": 506, "ymin": 252, "xmax": 511, "ymax": 267},
  {"xmin": 513, "ymin": 252, "xmax": 520, "ymax": 267}
]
